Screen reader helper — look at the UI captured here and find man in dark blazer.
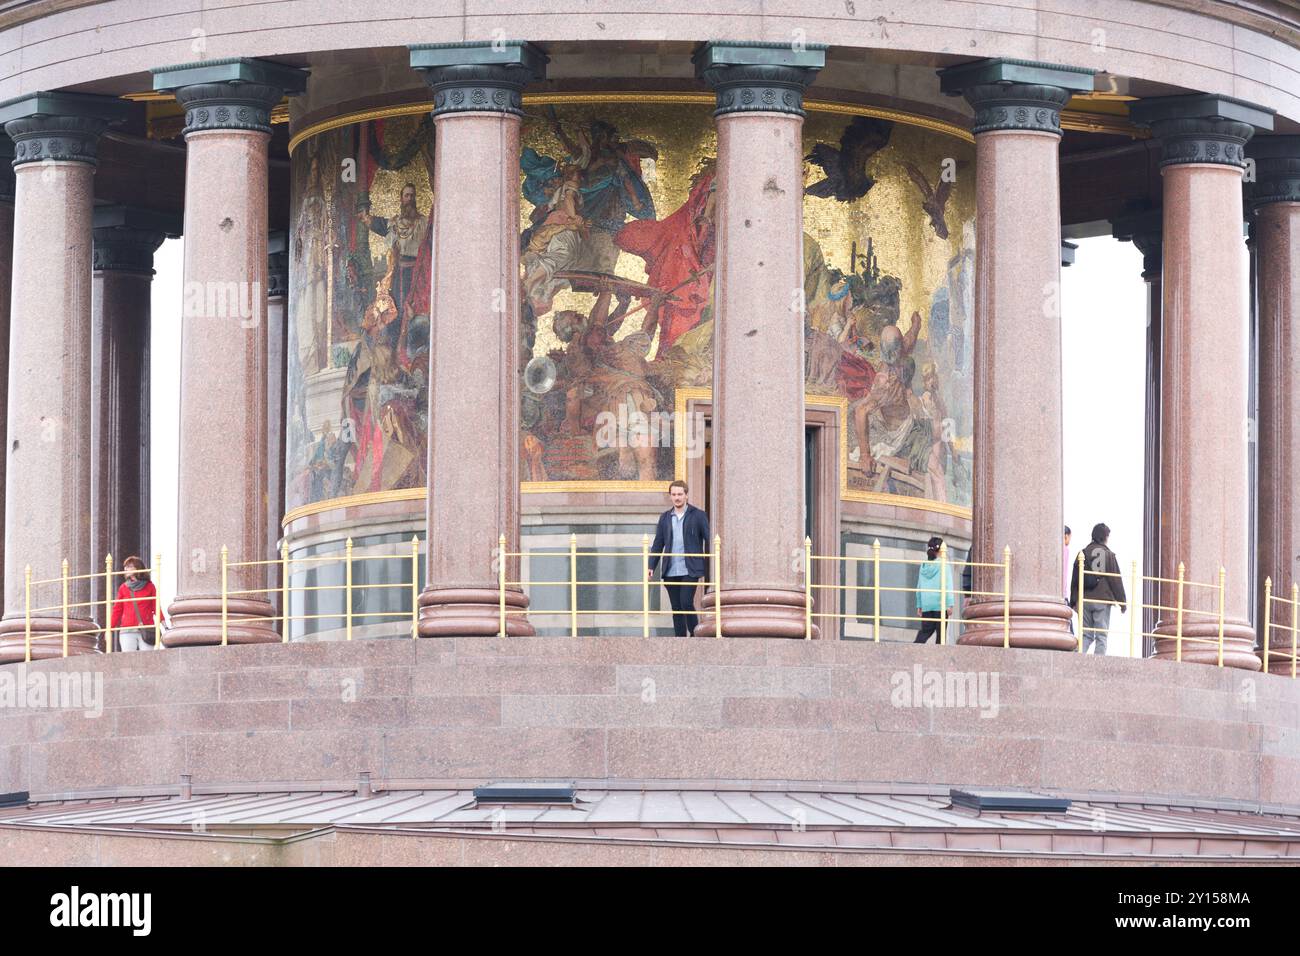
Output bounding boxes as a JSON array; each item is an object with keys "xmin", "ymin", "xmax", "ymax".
[{"xmin": 647, "ymin": 480, "xmax": 710, "ymax": 636}]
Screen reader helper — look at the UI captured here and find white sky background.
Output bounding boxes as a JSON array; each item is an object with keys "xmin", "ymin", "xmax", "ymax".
[
  {"xmin": 149, "ymin": 238, "xmax": 182, "ymax": 613},
  {"xmin": 149, "ymin": 234, "xmax": 1153, "ymax": 653},
  {"xmin": 1061, "ymin": 236, "xmax": 1147, "ymax": 655}
]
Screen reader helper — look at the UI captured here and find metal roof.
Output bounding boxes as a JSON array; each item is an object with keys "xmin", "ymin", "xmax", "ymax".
[{"xmin": 3, "ymin": 788, "xmax": 1300, "ymax": 859}]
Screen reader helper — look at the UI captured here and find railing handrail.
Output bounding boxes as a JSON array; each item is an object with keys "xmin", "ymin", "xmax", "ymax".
[{"xmin": 11, "ymin": 536, "xmax": 1286, "ymax": 676}]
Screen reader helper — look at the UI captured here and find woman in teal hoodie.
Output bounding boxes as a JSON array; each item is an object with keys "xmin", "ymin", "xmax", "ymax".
[{"xmin": 914, "ymin": 536, "xmax": 955, "ymax": 643}]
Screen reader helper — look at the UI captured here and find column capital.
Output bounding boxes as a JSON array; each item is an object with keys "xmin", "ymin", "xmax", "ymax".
[
  {"xmin": 1130, "ymin": 94, "xmax": 1273, "ymax": 169},
  {"xmin": 693, "ymin": 41, "xmax": 826, "ymax": 117},
  {"xmin": 92, "ymin": 206, "xmax": 180, "ymax": 275},
  {"xmin": 1246, "ymin": 134, "xmax": 1300, "ymax": 208},
  {"xmin": 268, "ymin": 230, "xmax": 288, "ymax": 298},
  {"xmin": 1111, "ymin": 208, "xmax": 1164, "ymax": 279},
  {"xmin": 938, "ymin": 59, "xmax": 1094, "ymax": 135},
  {"xmin": 151, "ymin": 57, "xmax": 309, "ymax": 135},
  {"xmin": 0, "ymin": 91, "xmax": 133, "ymax": 167},
  {"xmin": 409, "ymin": 41, "xmax": 548, "ymax": 117}
]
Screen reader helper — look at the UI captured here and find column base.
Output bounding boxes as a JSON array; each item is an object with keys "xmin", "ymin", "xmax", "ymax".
[
  {"xmin": 164, "ymin": 595, "xmax": 278, "ymax": 647},
  {"xmin": 956, "ymin": 598, "xmax": 1076, "ymax": 651},
  {"xmin": 418, "ymin": 587, "xmax": 534, "ymax": 637},
  {"xmin": 0, "ymin": 615, "xmax": 101, "ymax": 663},
  {"xmin": 1152, "ymin": 619, "xmax": 1260, "ymax": 670},
  {"xmin": 693, "ymin": 589, "xmax": 818, "ymax": 639}
]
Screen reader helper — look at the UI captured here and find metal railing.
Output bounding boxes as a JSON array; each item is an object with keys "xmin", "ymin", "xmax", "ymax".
[
  {"xmin": 495, "ymin": 533, "xmax": 722, "ymax": 637},
  {"xmin": 1074, "ymin": 553, "xmax": 1228, "ymax": 664},
  {"xmin": 1263, "ymin": 578, "xmax": 1299, "ymax": 677},
  {"xmin": 805, "ymin": 540, "xmax": 1011, "ymax": 645},
  {"xmin": 10, "ymin": 537, "xmax": 1292, "ymax": 677},
  {"xmin": 17, "ymin": 554, "xmax": 165, "ymax": 661},
  {"xmin": 223, "ymin": 537, "xmax": 423, "ymax": 645}
]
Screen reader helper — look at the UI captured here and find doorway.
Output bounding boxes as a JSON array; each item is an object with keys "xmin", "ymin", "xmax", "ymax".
[{"xmin": 681, "ymin": 399, "xmax": 841, "ymax": 638}]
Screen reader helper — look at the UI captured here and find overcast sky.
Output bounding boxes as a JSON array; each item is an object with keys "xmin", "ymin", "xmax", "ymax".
[
  {"xmin": 1061, "ymin": 237, "xmax": 1147, "ymax": 656},
  {"xmin": 149, "ymin": 234, "xmax": 1151, "ymax": 653}
]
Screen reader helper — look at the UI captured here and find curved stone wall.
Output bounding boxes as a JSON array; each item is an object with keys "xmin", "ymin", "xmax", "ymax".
[
  {"xmin": 1, "ymin": 639, "xmax": 1296, "ymax": 807},
  {"xmin": 1, "ymin": 2, "xmax": 1297, "ymax": 123}
]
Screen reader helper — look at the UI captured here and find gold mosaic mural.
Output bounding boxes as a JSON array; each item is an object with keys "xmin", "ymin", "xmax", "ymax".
[{"xmin": 286, "ymin": 101, "xmax": 975, "ymax": 512}]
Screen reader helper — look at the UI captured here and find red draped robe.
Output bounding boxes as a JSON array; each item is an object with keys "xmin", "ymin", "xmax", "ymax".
[{"xmin": 614, "ymin": 168, "xmax": 715, "ymax": 348}]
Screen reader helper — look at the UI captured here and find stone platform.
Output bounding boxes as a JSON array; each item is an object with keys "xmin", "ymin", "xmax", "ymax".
[{"xmin": 1, "ymin": 637, "xmax": 1297, "ymax": 808}]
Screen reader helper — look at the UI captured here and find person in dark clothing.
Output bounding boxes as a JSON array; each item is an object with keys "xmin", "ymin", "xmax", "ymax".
[
  {"xmin": 1069, "ymin": 523, "xmax": 1127, "ymax": 655},
  {"xmin": 647, "ymin": 480, "xmax": 710, "ymax": 636}
]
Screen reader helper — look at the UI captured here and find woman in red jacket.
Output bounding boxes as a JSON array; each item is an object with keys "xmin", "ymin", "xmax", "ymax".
[{"xmin": 110, "ymin": 556, "xmax": 166, "ymax": 651}]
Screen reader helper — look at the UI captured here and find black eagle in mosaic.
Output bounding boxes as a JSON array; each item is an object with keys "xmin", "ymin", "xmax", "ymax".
[
  {"xmin": 804, "ymin": 116, "xmax": 894, "ymax": 202},
  {"xmin": 902, "ymin": 160, "xmax": 962, "ymax": 240}
]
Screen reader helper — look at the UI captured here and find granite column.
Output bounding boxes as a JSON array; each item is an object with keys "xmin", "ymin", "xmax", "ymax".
[
  {"xmin": 690, "ymin": 41, "xmax": 825, "ymax": 638},
  {"xmin": 1248, "ymin": 135, "xmax": 1300, "ymax": 673},
  {"xmin": 1131, "ymin": 94, "xmax": 1273, "ymax": 669},
  {"xmin": 0, "ymin": 93, "xmax": 131, "ymax": 661},
  {"xmin": 1112, "ymin": 209, "xmax": 1163, "ymax": 656},
  {"xmin": 939, "ymin": 59, "xmax": 1094, "ymax": 651},
  {"xmin": 266, "ymin": 233, "xmax": 288, "ymax": 619},
  {"xmin": 0, "ymin": 138, "xmax": 13, "ymax": 615},
  {"xmin": 152, "ymin": 59, "xmax": 308, "ymax": 646},
  {"xmin": 410, "ymin": 41, "xmax": 546, "ymax": 636},
  {"xmin": 90, "ymin": 207, "xmax": 175, "ymax": 613}
]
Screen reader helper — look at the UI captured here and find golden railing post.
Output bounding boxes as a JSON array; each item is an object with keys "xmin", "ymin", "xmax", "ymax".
[
  {"xmin": 872, "ymin": 539, "xmax": 881, "ymax": 643},
  {"xmin": 1129, "ymin": 559, "xmax": 1139, "ymax": 659},
  {"xmin": 1216, "ymin": 566, "xmax": 1226, "ymax": 668},
  {"xmin": 1175, "ymin": 561, "xmax": 1185, "ymax": 663},
  {"xmin": 410, "ymin": 535, "xmax": 419, "ymax": 641},
  {"xmin": 281, "ymin": 542, "xmax": 291, "ymax": 644},
  {"xmin": 938, "ymin": 542, "xmax": 948, "ymax": 647},
  {"xmin": 1262, "ymin": 577, "xmax": 1272, "ymax": 674},
  {"xmin": 804, "ymin": 536, "xmax": 812, "ymax": 642},
  {"xmin": 345, "ymin": 537, "xmax": 354, "ymax": 641},
  {"xmin": 498, "ymin": 533, "xmax": 507, "ymax": 638},
  {"xmin": 569, "ymin": 533, "xmax": 578, "ymax": 639},
  {"xmin": 712, "ymin": 534, "xmax": 722, "ymax": 639},
  {"xmin": 23, "ymin": 564, "xmax": 31, "ymax": 664},
  {"xmin": 103, "ymin": 553, "xmax": 113, "ymax": 655},
  {"xmin": 61, "ymin": 557, "xmax": 69, "ymax": 658},
  {"xmin": 1291, "ymin": 582, "xmax": 1298, "ymax": 680},
  {"xmin": 1002, "ymin": 546, "xmax": 1012, "ymax": 649},
  {"xmin": 1075, "ymin": 550, "xmax": 1085, "ymax": 654},
  {"xmin": 154, "ymin": 552, "xmax": 163, "ymax": 650},
  {"xmin": 220, "ymin": 545, "xmax": 229, "ymax": 647},
  {"xmin": 641, "ymin": 534, "xmax": 650, "ymax": 640}
]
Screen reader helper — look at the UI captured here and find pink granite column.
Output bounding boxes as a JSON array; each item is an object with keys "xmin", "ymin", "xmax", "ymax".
[
  {"xmin": 939, "ymin": 60, "xmax": 1095, "ymax": 650},
  {"xmin": 90, "ymin": 208, "xmax": 174, "ymax": 613},
  {"xmin": 0, "ymin": 93, "xmax": 131, "ymax": 662},
  {"xmin": 1131, "ymin": 95, "xmax": 1274, "ymax": 670},
  {"xmin": 410, "ymin": 42, "xmax": 547, "ymax": 636},
  {"xmin": 0, "ymin": 138, "xmax": 13, "ymax": 613},
  {"xmin": 689, "ymin": 41, "xmax": 826, "ymax": 638},
  {"xmin": 1248, "ymin": 136, "xmax": 1300, "ymax": 674},
  {"xmin": 152, "ymin": 60, "xmax": 308, "ymax": 646},
  {"xmin": 266, "ymin": 235, "xmax": 288, "ymax": 614},
  {"xmin": 1113, "ymin": 210, "xmax": 1163, "ymax": 655}
]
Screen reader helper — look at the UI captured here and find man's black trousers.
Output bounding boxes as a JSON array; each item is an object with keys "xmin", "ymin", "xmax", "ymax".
[{"xmin": 663, "ymin": 575, "xmax": 701, "ymax": 636}]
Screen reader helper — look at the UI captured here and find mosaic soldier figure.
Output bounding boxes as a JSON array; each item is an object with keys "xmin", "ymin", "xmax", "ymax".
[{"xmin": 359, "ymin": 182, "xmax": 429, "ymax": 326}]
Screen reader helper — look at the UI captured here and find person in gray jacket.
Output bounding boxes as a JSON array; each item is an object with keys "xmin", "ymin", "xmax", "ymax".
[{"xmin": 1069, "ymin": 523, "xmax": 1127, "ymax": 655}]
